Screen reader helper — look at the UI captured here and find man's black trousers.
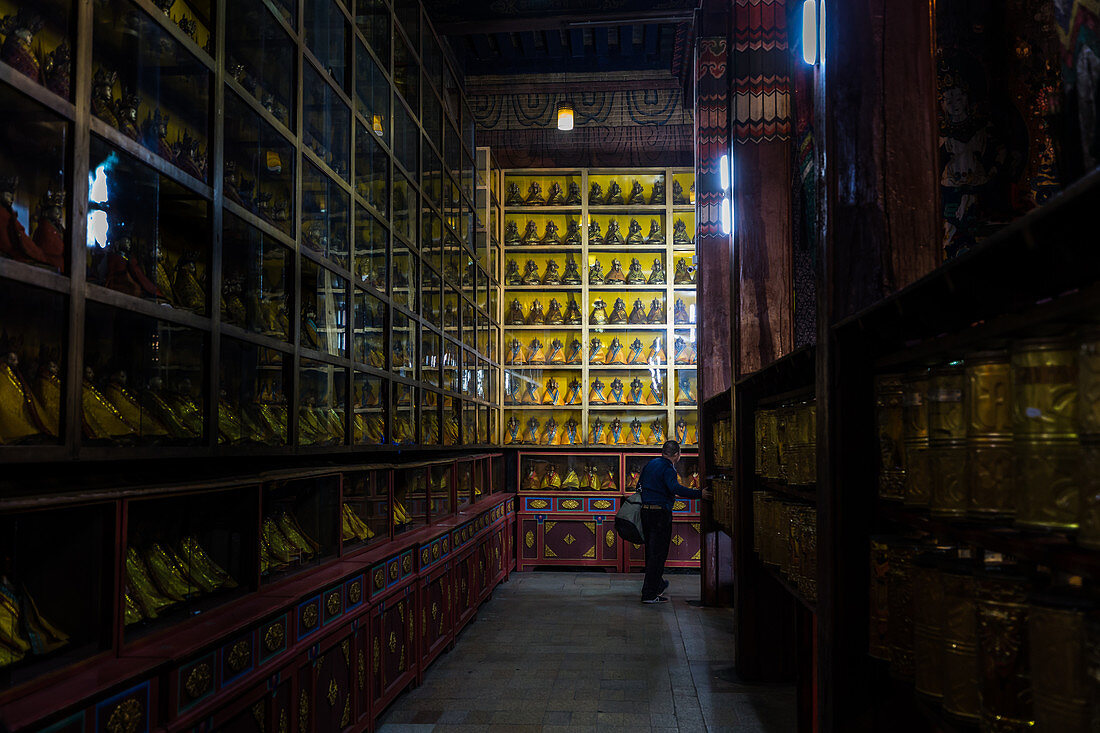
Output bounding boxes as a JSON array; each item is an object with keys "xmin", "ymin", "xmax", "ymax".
[{"xmin": 640, "ymin": 506, "xmax": 672, "ymax": 599}]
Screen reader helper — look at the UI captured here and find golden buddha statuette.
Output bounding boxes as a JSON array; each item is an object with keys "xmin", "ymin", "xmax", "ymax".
[
  {"xmin": 673, "ymin": 218, "xmax": 691, "ymax": 245},
  {"xmin": 628, "ymin": 338, "xmax": 646, "ymax": 364},
  {"xmin": 506, "ymin": 299, "xmax": 525, "ymax": 325},
  {"xmin": 526, "ymin": 338, "xmax": 546, "ymax": 365},
  {"xmin": 521, "ymin": 259, "xmax": 541, "ymax": 285},
  {"xmin": 628, "ymin": 378, "xmax": 645, "ymax": 405},
  {"xmin": 627, "ymin": 180, "xmax": 645, "ymax": 205},
  {"xmin": 589, "ymin": 378, "xmax": 607, "ymax": 405},
  {"xmin": 647, "ymin": 219, "xmax": 665, "ymax": 245},
  {"xmin": 564, "ymin": 299, "xmax": 582, "ymax": 324},
  {"xmin": 83, "ymin": 366, "xmax": 137, "ymax": 441},
  {"xmin": 524, "ymin": 181, "xmax": 544, "ymax": 205},
  {"xmin": 34, "ymin": 360, "xmax": 62, "ymax": 438},
  {"xmin": 155, "ymin": 249, "xmax": 176, "ymax": 305},
  {"xmin": 647, "ymin": 298, "xmax": 665, "ymax": 324},
  {"xmin": 520, "ymin": 380, "xmax": 540, "ymax": 405},
  {"xmin": 546, "ymin": 299, "xmax": 564, "ymax": 325},
  {"xmin": 174, "ymin": 250, "xmax": 205, "ymax": 311},
  {"xmin": 648, "ymin": 258, "xmax": 666, "ymax": 285},
  {"xmin": 565, "ymin": 378, "xmax": 582, "ymax": 405},
  {"xmin": 591, "ymin": 299, "xmax": 609, "ymax": 325},
  {"xmin": 526, "ymin": 299, "xmax": 545, "ymax": 325},
  {"xmin": 605, "ymin": 181, "xmax": 624, "ymax": 205},
  {"xmin": 605, "ymin": 220, "xmax": 625, "ymax": 246},
  {"xmin": 608, "ymin": 378, "xmax": 625, "ymax": 404},
  {"xmin": 608, "ymin": 298, "xmax": 629, "ymax": 324},
  {"xmin": 0, "ymin": 352, "xmax": 47, "ymax": 444},
  {"xmin": 521, "ymin": 464, "xmax": 539, "ymax": 490},
  {"xmin": 590, "ymin": 337, "xmax": 607, "ymax": 363},
  {"xmin": 674, "ymin": 297, "xmax": 691, "ymax": 324},
  {"xmin": 107, "ymin": 370, "xmax": 167, "ymax": 437},
  {"xmin": 589, "ymin": 260, "xmax": 605, "ymax": 285},
  {"xmin": 588, "ymin": 220, "xmax": 603, "ymax": 246},
  {"xmin": 543, "ymin": 259, "xmax": 561, "ymax": 285},
  {"xmin": 540, "ymin": 418, "xmax": 559, "ymax": 446},
  {"xmin": 521, "ymin": 221, "xmax": 541, "ymax": 245},
  {"xmin": 626, "ymin": 219, "xmax": 645, "ymax": 245},
  {"xmin": 648, "ymin": 337, "xmax": 666, "ymax": 363},
  {"xmin": 650, "ymin": 179, "xmax": 665, "ymax": 205},
  {"xmin": 542, "ymin": 378, "xmax": 560, "ymax": 405},
  {"xmin": 625, "ymin": 257, "xmax": 646, "ymax": 284},
  {"xmin": 523, "ymin": 417, "xmax": 540, "ymax": 444},
  {"xmin": 566, "ymin": 339, "xmax": 584, "ymax": 364},
  {"xmin": 605, "ymin": 258, "xmax": 626, "ymax": 284},
  {"xmin": 504, "ymin": 220, "xmax": 521, "ymax": 246},
  {"xmin": 504, "ymin": 259, "xmax": 521, "ymax": 285},
  {"xmin": 588, "ymin": 182, "xmax": 603, "ymax": 205},
  {"xmin": 673, "ymin": 179, "xmax": 689, "ymax": 205},
  {"xmin": 125, "ymin": 546, "xmax": 176, "ymax": 620},
  {"xmin": 541, "ymin": 220, "xmax": 561, "ymax": 245},
  {"xmin": 627, "ymin": 299, "xmax": 647, "ymax": 324},
  {"xmin": 565, "ymin": 181, "xmax": 582, "ymax": 204},
  {"xmin": 562, "ymin": 257, "xmax": 582, "ymax": 284},
  {"xmin": 546, "ymin": 181, "xmax": 565, "ymax": 206},
  {"xmin": 674, "ymin": 258, "xmax": 693, "ymax": 284},
  {"xmin": 564, "ymin": 219, "xmax": 582, "ymax": 246},
  {"xmin": 505, "ymin": 181, "xmax": 523, "ymax": 206},
  {"xmin": 563, "ymin": 467, "xmax": 581, "ymax": 488},
  {"xmin": 606, "ymin": 337, "xmax": 627, "ymax": 365}
]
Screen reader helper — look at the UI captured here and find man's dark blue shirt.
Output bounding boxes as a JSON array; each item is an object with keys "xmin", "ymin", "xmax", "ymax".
[{"xmin": 638, "ymin": 456, "xmax": 701, "ymax": 509}]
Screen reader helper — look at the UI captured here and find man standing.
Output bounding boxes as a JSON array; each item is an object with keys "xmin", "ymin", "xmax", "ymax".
[{"xmin": 638, "ymin": 440, "xmax": 710, "ymax": 604}]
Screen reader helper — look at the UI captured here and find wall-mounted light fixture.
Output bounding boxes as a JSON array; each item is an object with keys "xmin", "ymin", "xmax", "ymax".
[
  {"xmin": 719, "ymin": 152, "xmax": 732, "ymax": 236},
  {"xmin": 802, "ymin": 0, "xmax": 818, "ymax": 65},
  {"xmin": 557, "ymin": 100, "xmax": 574, "ymax": 131}
]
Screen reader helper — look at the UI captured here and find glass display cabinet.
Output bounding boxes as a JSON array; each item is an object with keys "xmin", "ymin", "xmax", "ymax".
[
  {"xmin": 261, "ymin": 475, "xmax": 338, "ymax": 584},
  {"xmin": 342, "ymin": 470, "xmax": 388, "ymax": 550},
  {"xmin": 219, "ymin": 338, "xmax": 291, "ymax": 446},
  {"xmin": 393, "ymin": 466, "xmax": 427, "ymax": 536}
]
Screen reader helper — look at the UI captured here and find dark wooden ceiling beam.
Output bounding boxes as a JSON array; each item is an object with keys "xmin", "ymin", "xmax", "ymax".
[
  {"xmin": 569, "ymin": 28, "xmax": 585, "ymax": 58},
  {"xmin": 644, "ymin": 23, "xmax": 659, "ymax": 58},
  {"xmin": 517, "ymin": 30, "xmax": 538, "ymax": 57},
  {"xmin": 436, "ymin": 9, "xmax": 694, "ymax": 36},
  {"xmin": 593, "ymin": 26, "xmax": 609, "ymax": 68},
  {"xmin": 494, "ymin": 31, "xmax": 516, "ymax": 58},
  {"xmin": 545, "ymin": 29, "xmax": 563, "ymax": 58},
  {"xmin": 619, "ymin": 25, "xmax": 635, "ymax": 55},
  {"xmin": 470, "ymin": 33, "xmax": 493, "ymax": 61}
]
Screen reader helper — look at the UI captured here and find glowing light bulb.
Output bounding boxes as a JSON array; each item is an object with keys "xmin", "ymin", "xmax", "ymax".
[{"xmin": 557, "ymin": 103, "xmax": 574, "ymax": 131}]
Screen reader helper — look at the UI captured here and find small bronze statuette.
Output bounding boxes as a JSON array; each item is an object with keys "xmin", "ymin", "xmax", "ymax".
[
  {"xmin": 545, "ymin": 298, "xmax": 564, "ymax": 325},
  {"xmin": 444, "ymin": 302, "xmax": 458, "ymax": 328},
  {"xmin": 0, "ymin": 12, "xmax": 44, "ymax": 82},
  {"xmin": 605, "ymin": 220, "xmax": 625, "ymax": 246},
  {"xmin": 542, "ymin": 259, "xmax": 561, "ymax": 285},
  {"xmin": 625, "ymin": 257, "xmax": 646, "ymax": 284},
  {"xmin": 588, "ymin": 259, "xmax": 605, "ymax": 285},
  {"xmin": 604, "ymin": 258, "xmax": 626, "ymax": 284},
  {"xmin": 674, "ymin": 297, "xmax": 691, "ymax": 324},
  {"xmin": 92, "ymin": 68, "xmax": 119, "ymax": 127},
  {"xmin": 608, "ymin": 298, "xmax": 629, "ymax": 324},
  {"xmin": 629, "ymin": 378, "xmax": 645, "ymax": 405},
  {"xmin": 504, "ymin": 220, "xmax": 521, "ymax": 246},
  {"xmin": 591, "ymin": 299, "xmax": 609, "ymax": 325},
  {"xmin": 504, "ymin": 259, "xmax": 521, "ymax": 285},
  {"xmin": 605, "ymin": 181, "xmax": 623, "ymax": 205},
  {"xmin": 562, "ymin": 257, "xmax": 582, "ymax": 285},
  {"xmin": 563, "ymin": 299, "xmax": 582, "ymax": 324},
  {"xmin": 673, "ymin": 179, "xmax": 689, "ymax": 205},
  {"xmin": 43, "ymin": 41, "xmax": 70, "ymax": 99},
  {"xmin": 526, "ymin": 299, "xmax": 545, "ymax": 325},
  {"xmin": 626, "ymin": 218, "xmax": 644, "ymax": 245},
  {"xmin": 588, "ymin": 182, "xmax": 603, "ymax": 205},
  {"xmin": 506, "ymin": 299, "xmax": 525, "ymax": 325},
  {"xmin": 541, "ymin": 220, "xmax": 560, "ymax": 245},
  {"xmin": 117, "ymin": 89, "xmax": 141, "ymax": 141},
  {"xmin": 525, "ymin": 181, "xmax": 544, "ymax": 205},
  {"xmin": 650, "ymin": 179, "xmax": 665, "ymax": 205},
  {"xmin": 521, "ymin": 220, "xmax": 541, "ymax": 245},
  {"xmin": 565, "ymin": 181, "xmax": 582, "ymax": 204},
  {"xmin": 587, "ymin": 220, "xmax": 603, "ymax": 246},
  {"xmin": 647, "ymin": 219, "xmax": 664, "ymax": 245},
  {"xmin": 646, "ymin": 298, "xmax": 664, "ymax": 324},
  {"xmin": 564, "ymin": 219, "xmax": 582, "ymax": 246},
  {"xmin": 627, "ymin": 180, "xmax": 646, "ymax": 205},
  {"xmin": 505, "ymin": 181, "xmax": 523, "ymax": 205},
  {"xmin": 545, "ymin": 181, "xmax": 564, "ymax": 205},
  {"xmin": 628, "ymin": 299, "xmax": 647, "ymax": 324},
  {"xmin": 674, "ymin": 258, "xmax": 693, "ymax": 284},
  {"xmin": 648, "ymin": 258, "xmax": 666, "ymax": 285},
  {"xmin": 673, "ymin": 218, "xmax": 692, "ymax": 246},
  {"xmin": 520, "ymin": 259, "xmax": 541, "ymax": 285}
]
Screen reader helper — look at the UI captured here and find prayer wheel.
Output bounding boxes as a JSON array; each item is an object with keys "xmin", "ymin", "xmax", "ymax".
[
  {"xmin": 941, "ymin": 559, "xmax": 980, "ymax": 721},
  {"xmin": 913, "ymin": 551, "xmax": 948, "ymax": 698},
  {"xmin": 965, "ymin": 351, "xmax": 1014, "ymax": 519},
  {"xmin": 1028, "ymin": 589, "xmax": 1095, "ymax": 732},
  {"xmin": 902, "ymin": 369, "xmax": 931, "ymax": 507},
  {"xmin": 876, "ymin": 374, "xmax": 907, "ymax": 501},
  {"xmin": 976, "ymin": 566, "xmax": 1033, "ymax": 732}
]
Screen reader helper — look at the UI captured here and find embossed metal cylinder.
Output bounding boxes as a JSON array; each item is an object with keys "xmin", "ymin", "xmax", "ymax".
[
  {"xmin": 976, "ymin": 567, "xmax": 1033, "ymax": 732},
  {"xmin": 876, "ymin": 375, "xmax": 907, "ymax": 501},
  {"xmin": 757, "ymin": 409, "xmax": 780, "ymax": 480},
  {"xmin": 1028, "ymin": 591, "xmax": 1095, "ymax": 732},
  {"xmin": 913, "ymin": 553, "xmax": 947, "ymax": 698},
  {"xmin": 1079, "ymin": 329, "xmax": 1100, "ymax": 437},
  {"xmin": 869, "ymin": 537, "xmax": 891, "ymax": 661},
  {"xmin": 1078, "ymin": 441, "xmax": 1100, "ymax": 549},
  {"xmin": 928, "ymin": 364, "xmax": 968, "ymax": 518},
  {"xmin": 941, "ymin": 561, "xmax": 980, "ymax": 721},
  {"xmin": 799, "ymin": 507, "xmax": 817, "ymax": 603},
  {"xmin": 886, "ymin": 542, "xmax": 918, "ymax": 678},
  {"xmin": 803, "ymin": 402, "xmax": 818, "ymax": 485},
  {"xmin": 1013, "ymin": 338, "xmax": 1079, "ymax": 530},
  {"xmin": 903, "ymin": 369, "xmax": 931, "ymax": 507},
  {"xmin": 965, "ymin": 351, "xmax": 1015, "ymax": 519}
]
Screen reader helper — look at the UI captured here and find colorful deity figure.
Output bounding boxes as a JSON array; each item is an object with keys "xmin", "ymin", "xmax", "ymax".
[
  {"xmin": 547, "ymin": 338, "xmax": 565, "ymax": 364},
  {"xmin": 588, "ymin": 259, "xmax": 605, "ymax": 285},
  {"xmin": 565, "ymin": 180, "xmax": 582, "ymax": 204},
  {"xmin": 504, "ymin": 220, "xmax": 521, "ymax": 246},
  {"xmin": 526, "ymin": 299, "xmax": 545, "ymax": 326},
  {"xmin": 505, "ymin": 415, "xmax": 520, "ymax": 444},
  {"xmin": 541, "ymin": 378, "xmax": 560, "ymax": 406},
  {"xmin": 678, "ymin": 372, "xmax": 696, "ymax": 404},
  {"xmin": 505, "ymin": 299, "xmax": 525, "ymax": 325},
  {"xmin": 520, "ymin": 220, "xmax": 541, "ymax": 245},
  {"xmin": 524, "ymin": 181, "xmax": 544, "ymax": 205},
  {"xmin": 545, "ymin": 299, "xmax": 564, "ymax": 326},
  {"xmin": 590, "ymin": 416, "xmax": 607, "ymax": 444},
  {"xmin": 523, "ymin": 417, "xmax": 540, "ymax": 444},
  {"xmin": 505, "ymin": 181, "xmax": 523, "ymax": 205},
  {"xmin": 545, "ymin": 181, "xmax": 565, "ymax": 205},
  {"xmin": 628, "ymin": 378, "xmax": 645, "ymax": 405},
  {"xmin": 116, "ymin": 89, "xmax": 142, "ymax": 141},
  {"xmin": 562, "ymin": 417, "xmax": 580, "ymax": 445},
  {"xmin": 543, "ymin": 259, "xmax": 561, "ymax": 286},
  {"xmin": 629, "ymin": 418, "xmax": 645, "ymax": 445},
  {"xmin": 626, "ymin": 219, "xmax": 645, "ymax": 245},
  {"xmin": 609, "ymin": 417, "xmax": 625, "ymax": 445},
  {"xmin": 590, "ymin": 299, "xmax": 609, "ymax": 325},
  {"xmin": 625, "ymin": 257, "xmax": 646, "ymax": 284},
  {"xmin": 0, "ymin": 12, "xmax": 44, "ymax": 82},
  {"xmin": 605, "ymin": 219, "xmax": 625, "ymax": 246},
  {"xmin": 608, "ymin": 298, "xmax": 628, "ymax": 324},
  {"xmin": 650, "ymin": 179, "xmax": 665, "ymax": 204},
  {"xmin": 649, "ymin": 419, "xmax": 665, "ymax": 446},
  {"xmin": 526, "ymin": 338, "xmax": 546, "ymax": 365},
  {"xmin": 31, "ymin": 186, "xmax": 66, "ymax": 272},
  {"xmin": 674, "ymin": 297, "xmax": 691, "ymax": 324},
  {"xmin": 564, "ymin": 378, "xmax": 582, "ymax": 406},
  {"xmin": 507, "ymin": 338, "xmax": 524, "ymax": 366},
  {"xmin": 563, "ymin": 299, "xmax": 582, "ymax": 324},
  {"xmin": 648, "ymin": 337, "xmax": 666, "ymax": 364},
  {"xmin": 588, "ymin": 182, "xmax": 603, "ymax": 205},
  {"xmin": 604, "ymin": 258, "xmax": 626, "ymax": 284},
  {"xmin": 43, "ymin": 40, "xmax": 71, "ymax": 98},
  {"xmin": 627, "ymin": 338, "xmax": 645, "ymax": 364},
  {"xmin": 646, "ymin": 298, "xmax": 665, "ymax": 324},
  {"xmin": 608, "ymin": 378, "xmax": 625, "ymax": 405},
  {"xmin": 91, "ymin": 68, "xmax": 119, "ymax": 127},
  {"xmin": 605, "ymin": 337, "xmax": 627, "ymax": 365},
  {"xmin": 565, "ymin": 339, "xmax": 583, "ymax": 365},
  {"xmin": 540, "ymin": 418, "xmax": 560, "ymax": 447},
  {"xmin": 589, "ymin": 378, "xmax": 607, "ymax": 405}
]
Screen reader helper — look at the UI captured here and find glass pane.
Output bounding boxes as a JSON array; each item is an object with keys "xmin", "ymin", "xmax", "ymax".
[
  {"xmin": 83, "ymin": 302, "xmax": 206, "ymax": 445},
  {"xmin": 1, "ymin": 0, "xmax": 73, "ymax": 99},
  {"xmin": 392, "ymin": 382, "xmax": 415, "ymax": 445},
  {"xmin": 422, "ymin": 25, "xmax": 442, "ymax": 88},
  {"xmin": 0, "ymin": 505, "xmax": 110, "ymax": 687},
  {"xmin": 352, "ymin": 372, "xmax": 385, "ymax": 445},
  {"xmin": 300, "ymin": 259, "xmax": 348, "ymax": 357},
  {"xmin": 354, "ymin": 120, "xmax": 388, "ymax": 215},
  {"xmin": 393, "ymin": 467, "xmax": 427, "ymax": 534},
  {"xmin": 219, "ymin": 338, "xmax": 289, "ymax": 446},
  {"xmin": 391, "ymin": 311, "xmax": 416, "ymax": 379},
  {"xmin": 443, "ymin": 339, "xmax": 459, "ymax": 393},
  {"xmin": 0, "ymin": 85, "xmax": 69, "ymax": 274},
  {"xmin": 298, "ymin": 358, "xmax": 346, "ymax": 446},
  {"xmin": 393, "ymin": 32, "xmax": 418, "ymax": 116},
  {"xmin": 424, "ymin": 144, "xmax": 443, "ymax": 208},
  {"xmin": 354, "ymin": 0, "xmax": 389, "ymax": 71},
  {"xmin": 443, "ymin": 396, "xmax": 459, "ymax": 446},
  {"xmin": 354, "ymin": 40, "xmax": 389, "ymax": 144},
  {"xmin": 429, "ymin": 463, "xmax": 450, "ymax": 520},
  {"xmin": 423, "ymin": 266, "xmax": 441, "ymax": 328},
  {"xmin": 87, "ymin": 137, "xmax": 211, "ymax": 313},
  {"xmin": 422, "ymin": 329, "xmax": 440, "ymax": 387},
  {"xmin": 354, "ymin": 203, "xmax": 387, "ymax": 292},
  {"xmin": 353, "ymin": 289, "xmax": 385, "ymax": 367},
  {"xmin": 456, "ymin": 461, "xmax": 473, "ymax": 510},
  {"xmin": 268, "ymin": 0, "xmax": 295, "ymax": 28},
  {"xmin": 392, "ymin": 98, "xmax": 418, "ymax": 179},
  {"xmin": 423, "ymin": 91, "xmax": 442, "ymax": 162},
  {"xmin": 303, "ymin": 63, "xmax": 350, "ymax": 180},
  {"xmin": 222, "ymin": 212, "xmax": 292, "ymax": 342},
  {"xmin": 304, "ymin": 0, "xmax": 348, "ymax": 90},
  {"xmin": 223, "ymin": 91, "xmax": 295, "ymax": 235},
  {"xmin": 343, "ymin": 470, "xmax": 388, "ymax": 548},
  {"xmin": 395, "ymin": 2, "xmax": 418, "ymax": 52},
  {"xmin": 421, "ymin": 390, "xmax": 439, "ymax": 445},
  {"xmin": 0, "ymin": 280, "xmax": 67, "ymax": 446},
  {"xmin": 92, "ymin": 0, "xmax": 211, "ymax": 181},
  {"xmin": 302, "ymin": 161, "xmax": 350, "ymax": 270},
  {"xmin": 125, "ymin": 488, "xmax": 250, "ymax": 641},
  {"xmin": 423, "ymin": 213, "xmax": 442, "ymax": 274},
  {"xmin": 261, "ymin": 476, "xmax": 339, "ymax": 583},
  {"xmin": 227, "ymin": 0, "xmax": 295, "ymax": 130},
  {"xmin": 393, "ymin": 171, "xmax": 415, "ymax": 243}
]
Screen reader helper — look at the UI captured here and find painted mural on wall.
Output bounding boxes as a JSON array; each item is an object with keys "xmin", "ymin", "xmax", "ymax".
[
  {"xmin": 1053, "ymin": 0, "xmax": 1100, "ymax": 180},
  {"xmin": 788, "ymin": 1, "xmax": 815, "ymax": 350},
  {"xmin": 732, "ymin": 0, "xmax": 791, "ymax": 143}
]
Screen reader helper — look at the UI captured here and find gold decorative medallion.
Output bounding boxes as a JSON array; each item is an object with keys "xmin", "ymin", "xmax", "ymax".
[
  {"xmin": 388, "ymin": 631, "xmax": 397, "ymax": 653},
  {"xmin": 530, "ymin": 499, "xmax": 548, "ymax": 509},
  {"xmin": 561, "ymin": 499, "xmax": 580, "ymax": 510},
  {"xmin": 264, "ymin": 622, "xmax": 285, "ymax": 652},
  {"xmin": 327, "ymin": 591, "xmax": 341, "ymax": 617},
  {"xmin": 422, "ymin": 548, "xmax": 430, "ymax": 565},
  {"xmin": 583, "ymin": 546, "xmax": 595, "ymax": 558},
  {"xmin": 563, "ymin": 534, "xmax": 575, "ymax": 545},
  {"xmin": 605, "ymin": 530, "xmax": 615, "ymax": 548},
  {"xmin": 298, "ymin": 689, "xmax": 309, "ymax": 732},
  {"xmin": 227, "ymin": 639, "xmax": 251, "ymax": 673},
  {"xmin": 374, "ymin": 568, "xmax": 385, "ymax": 589},
  {"xmin": 389, "ymin": 561, "xmax": 399, "ymax": 581},
  {"xmin": 593, "ymin": 500, "xmax": 612, "ymax": 510},
  {"xmin": 673, "ymin": 500, "xmax": 687, "ymax": 511},
  {"xmin": 106, "ymin": 697, "xmax": 143, "ymax": 733},
  {"xmin": 442, "ymin": 538, "xmax": 449, "ymax": 552},
  {"xmin": 349, "ymin": 581, "xmax": 362, "ymax": 604},
  {"xmin": 403, "ymin": 555, "xmax": 412, "ymax": 573},
  {"xmin": 671, "ymin": 534, "xmax": 684, "ymax": 546},
  {"xmin": 524, "ymin": 531, "xmax": 534, "ymax": 548},
  {"xmin": 342, "ymin": 639, "xmax": 350, "ymax": 665},
  {"xmin": 185, "ymin": 662, "xmax": 213, "ymax": 699},
  {"xmin": 302, "ymin": 604, "xmax": 319, "ymax": 629},
  {"xmin": 251, "ymin": 701, "xmax": 265, "ymax": 731},
  {"xmin": 432, "ymin": 543, "xmax": 440, "ymax": 559},
  {"xmin": 327, "ymin": 678, "xmax": 338, "ymax": 707}
]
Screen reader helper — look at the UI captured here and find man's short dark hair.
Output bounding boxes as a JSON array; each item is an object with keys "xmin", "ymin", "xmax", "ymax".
[{"xmin": 661, "ymin": 440, "xmax": 681, "ymax": 458}]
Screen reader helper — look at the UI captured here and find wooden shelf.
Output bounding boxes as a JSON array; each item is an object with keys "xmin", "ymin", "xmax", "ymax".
[{"xmin": 760, "ymin": 558, "xmax": 817, "ymax": 613}]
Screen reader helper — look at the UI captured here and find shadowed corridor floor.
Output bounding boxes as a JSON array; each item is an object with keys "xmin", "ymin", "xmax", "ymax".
[{"xmin": 376, "ymin": 572, "xmax": 795, "ymax": 732}]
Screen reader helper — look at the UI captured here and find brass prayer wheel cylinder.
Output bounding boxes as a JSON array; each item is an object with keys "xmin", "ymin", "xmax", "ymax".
[
  {"xmin": 876, "ymin": 374, "xmax": 907, "ymax": 501},
  {"xmin": 929, "ymin": 443, "xmax": 969, "ymax": 519},
  {"xmin": 1078, "ymin": 441, "xmax": 1100, "ymax": 549},
  {"xmin": 976, "ymin": 568, "xmax": 1034, "ymax": 732},
  {"xmin": 929, "ymin": 363, "xmax": 966, "ymax": 442},
  {"xmin": 752, "ymin": 491, "xmax": 764, "ymax": 554},
  {"xmin": 756, "ymin": 409, "xmax": 780, "ymax": 479},
  {"xmin": 775, "ymin": 406, "xmax": 793, "ymax": 482},
  {"xmin": 903, "ymin": 369, "xmax": 931, "ymax": 507},
  {"xmin": 968, "ymin": 440, "xmax": 1015, "ymax": 520},
  {"xmin": 869, "ymin": 537, "xmax": 891, "ymax": 661},
  {"xmin": 1014, "ymin": 437, "xmax": 1081, "ymax": 530},
  {"xmin": 798, "ymin": 508, "xmax": 818, "ymax": 603},
  {"xmin": 941, "ymin": 561, "xmax": 980, "ymax": 721},
  {"xmin": 913, "ymin": 554, "xmax": 948, "ymax": 699},
  {"xmin": 1011, "ymin": 337, "xmax": 1077, "ymax": 440},
  {"xmin": 1078, "ymin": 329, "xmax": 1100, "ymax": 438},
  {"xmin": 965, "ymin": 351, "xmax": 1012, "ymax": 440},
  {"xmin": 886, "ymin": 542, "xmax": 919, "ymax": 679},
  {"xmin": 1028, "ymin": 591, "xmax": 1095, "ymax": 733}
]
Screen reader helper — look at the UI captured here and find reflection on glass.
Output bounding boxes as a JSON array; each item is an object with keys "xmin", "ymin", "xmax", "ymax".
[
  {"xmin": 342, "ymin": 471, "xmax": 387, "ymax": 548},
  {"xmin": 302, "ymin": 161, "xmax": 349, "ymax": 270},
  {"xmin": 92, "ymin": 0, "xmax": 210, "ymax": 180},
  {"xmin": 0, "ymin": 280, "xmax": 66, "ymax": 446},
  {"xmin": 393, "ymin": 172, "xmax": 415, "ymax": 243},
  {"xmin": 353, "ymin": 372, "xmax": 385, "ymax": 445},
  {"xmin": 354, "ymin": 0, "xmax": 389, "ymax": 72},
  {"xmin": 304, "ymin": 0, "xmax": 348, "ymax": 89},
  {"xmin": 392, "ymin": 98, "xmax": 418, "ymax": 177},
  {"xmin": 457, "ymin": 460, "xmax": 473, "ymax": 509},
  {"xmin": 219, "ymin": 338, "xmax": 289, "ymax": 446},
  {"xmin": 479, "ymin": 405, "xmax": 490, "ymax": 445},
  {"xmin": 261, "ymin": 476, "xmax": 338, "ymax": 583},
  {"xmin": 422, "ymin": 329, "xmax": 440, "ymax": 387},
  {"xmin": 392, "ymin": 245, "xmax": 418, "ymax": 313},
  {"xmin": 421, "ymin": 390, "xmax": 439, "ymax": 445},
  {"xmin": 87, "ymin": 138, "xmax": 211, "ymax": 313},
  {"xmin": 429, "ymin": 463, "xmax": 450, "ymax": 520},
  {"xmin": 355, "ymin": 121, "xmax": 388, "ymax": 215},
  {"xmin": 83, "ymin": 302, "xmax": 206, "ymax": 446},
  {"xmin": 443, "ymin": 397, "xmax": 460, "ymax": 446},
  {"xmin": 424, "ymin": 144, "xmax": 442, "ymax": 207},
  {"xmin": 355, "ymin": 41, "xmax": 389, "ymax": 143},
  {"xmin": 0, "ymin": 0, "xmax": 73, "ymax": 98},
  {"xmin": 393, "ymin": 33, "xmax": 418, "ymax": 116},
  {"xmin": 0, "ymin": 85, "xmax": 69, "ymax": 274},
  {"xmin": 462, "ymin": 403, "xmax": 476, "ymax": 446},
  {"xmin": 393, "ymin": 467, "xmax": 427, "ymax": 534},
  {"xmin": 300, "ymin": 259, "xmax": 347, "ymax": 357},
  {"xmin": 423, "ymin": 266, "xmax": 441, "ymax": 328},
  {"xmin": 443, "ymin": 340, "xmax": 459, "ymax": 392},
  {"xmin": 227, "ymin": 0, "xmax": 295, "ymax": 130},
  {"xmin": 303, "ymin": 63, "xmax": 350, "ymax": 179},
  {"xmin": 391, "ymin": 311, "xmax": 416, "ymax": 380},
  {"xmin": 222, "ymin": 213, "xmax": 292, "ymax": 342},
  {"xmin": 354, "ymin": 204, "xmax": 387, "ymax": 292},
  {"xmin": 392, "ymin": 382, "xmax": 415, "ymax": 445},
  {"xmin": 353, "ymin": 289, "xmax": 385, "ymax": 368},
  {"xmin": 298, "ymin": 359, "xmax": 345, "ymax": 446},
  {"xmin": 223, "ymin": 91, "xmax": 295, "ymax": 234}
]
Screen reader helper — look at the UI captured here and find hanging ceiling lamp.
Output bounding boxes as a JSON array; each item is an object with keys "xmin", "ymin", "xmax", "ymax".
[{"xmin": 557, "ymin": 99, "xmax": 574, "ymax": 131}]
